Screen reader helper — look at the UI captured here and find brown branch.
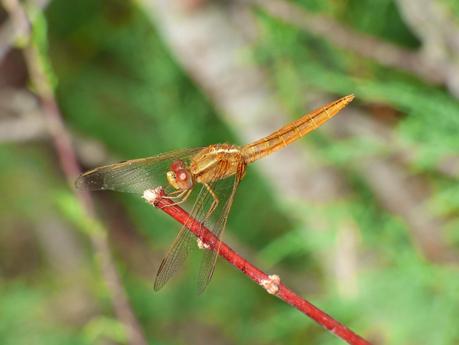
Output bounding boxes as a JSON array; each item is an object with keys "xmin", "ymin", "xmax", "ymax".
[
  {"xmin": 143, "ymin": 187, "xmax": 371, "ymax": 345},
  {"xmin": 249, "ymin": 0, "xmax": 447, "ymax": 86},
  {"xmin": 394, "ymin": 0, "xmax": 459, "ymax": 97},
  {"xmin": 0, "ymin": 0, "xmax": 50, "ymax": 63},
  {"xmin": 4, "ymin": 1, "xmax": 148, "ymax": 344},
  {"xmin": 0, "ymin": 89, "xmax": 48, "ymax": 143}
]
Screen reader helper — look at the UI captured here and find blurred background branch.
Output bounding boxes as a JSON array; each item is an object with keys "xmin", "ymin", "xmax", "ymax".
[
  {"xmin": 251, "ymin": 0, "xmax": 447, "ymax": 86},
  {"xmin": 0, "ymin": 89, "xmax": 47, "ymax": 143},
  {"xmin": 1, "ymin": 0, "xmax": 148, "ymax": 344},
  {"xmin": 395, "ymin": 0, "xmax": 459, "ymax": 95}
]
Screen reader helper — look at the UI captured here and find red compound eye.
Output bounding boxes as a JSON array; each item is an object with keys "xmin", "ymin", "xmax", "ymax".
[{"xmin": 170, "ymin": 160, "xmax": 185, "ymax": 171}]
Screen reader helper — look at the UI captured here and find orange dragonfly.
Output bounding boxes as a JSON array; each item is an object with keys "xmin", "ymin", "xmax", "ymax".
[{"xmin": 76, "ymin": 94, "xmax": 354, "ymax": 292}]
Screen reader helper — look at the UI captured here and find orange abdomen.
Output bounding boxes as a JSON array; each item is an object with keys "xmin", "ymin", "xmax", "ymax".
[{"xmin": 241, "ymin": 95, "xmax": 354, "ymax": 164}]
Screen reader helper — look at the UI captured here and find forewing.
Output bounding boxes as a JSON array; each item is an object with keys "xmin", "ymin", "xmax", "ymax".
[
  {"xmin": 154, "ymin": 183, "xmax": 214, "ymax": 291},
  {"xmin": 154, "ymin": 164, "xmax": 243, "ymax": 292},
  {"xmin": 196, "ymin": 165, "xmax": 244, "ymax": 293},
  {"xmin": 153, "ymin": 228, "xmax": 194, "ymax": 291},
  {"xmin": 75, "ymin": 147, "xmax": 202, "ymax": 194}
]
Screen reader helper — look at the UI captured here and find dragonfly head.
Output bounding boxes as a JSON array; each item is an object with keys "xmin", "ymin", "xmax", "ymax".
[{"xmin": 167, "ymin": 160, "xmax": 193, "ymax": 190}]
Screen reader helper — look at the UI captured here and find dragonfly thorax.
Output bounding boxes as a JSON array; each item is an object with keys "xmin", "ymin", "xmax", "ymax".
[
  {"xmin": 191, "ymin": 144, "xmax": 244, "ymax": 184},
  {"xmin": 166, "ymin": 160, "xmax": 194, "ymax": 190}
]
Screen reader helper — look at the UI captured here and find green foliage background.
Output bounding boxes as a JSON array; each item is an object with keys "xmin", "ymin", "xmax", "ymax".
[{"xmin": 1, "ymin": 0, "xmax": 459, "ymax": 344}]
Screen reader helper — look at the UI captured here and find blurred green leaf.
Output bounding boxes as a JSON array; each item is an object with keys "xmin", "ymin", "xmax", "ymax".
[{"xmin": 83, "ymin": 316, "xmax": 127, "ymax": 344}]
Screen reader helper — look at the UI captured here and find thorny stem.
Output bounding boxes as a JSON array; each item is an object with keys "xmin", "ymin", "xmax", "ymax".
[
  {"xmin": 144, "ymin": 187, "xmax": 371, "ymax": 345},
  {"xmin": 6, "ymin": 1, "xmax": 148, "ymax": 344}
]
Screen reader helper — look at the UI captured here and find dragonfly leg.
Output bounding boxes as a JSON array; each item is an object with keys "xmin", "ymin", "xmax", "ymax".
[
  {"xmin": 163, "ymin": 188, "xmax": 192, "ymax": 207},
  {"xmin": 163, "ymin": 189, "xmax": 186, "ymax": 199},
  {"xmin": 203, "ymin": 182, "xmax": 219, "ymax": 220}
]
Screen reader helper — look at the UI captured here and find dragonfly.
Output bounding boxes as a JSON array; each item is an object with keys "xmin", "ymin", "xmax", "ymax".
[{"xmin": 76, "ymin": 94, "xmax": 354, "ymax": 292}]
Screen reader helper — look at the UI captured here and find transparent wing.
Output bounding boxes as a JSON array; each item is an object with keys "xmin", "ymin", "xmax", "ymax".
[
  {"xmin": 154, "ymin": 183, "xmax": 214, "ymax": 291},
  {"xmin": 75, "ymin": 147, "xmax": 203, "ymax": 194},
  {"xmin": 154, "ymin": 162, "xmax": 244, "ymax": 292},
  {"xmin": 153, "ymin": 229, "xmax": 194, "ymax": 291},
  {"xmin": 196, "ymin": 164, "xmax": 244, "ymax": 293}
]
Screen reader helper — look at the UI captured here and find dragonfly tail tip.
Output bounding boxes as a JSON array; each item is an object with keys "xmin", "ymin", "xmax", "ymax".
[{"xmin": 344, "ymin": 94, "xmax": 355, "ymax": 103}]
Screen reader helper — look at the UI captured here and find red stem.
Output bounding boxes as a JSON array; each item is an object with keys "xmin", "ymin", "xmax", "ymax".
[{"xmin": 145, "ymin": 188, "xmax": 371, "ymax": 345}]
